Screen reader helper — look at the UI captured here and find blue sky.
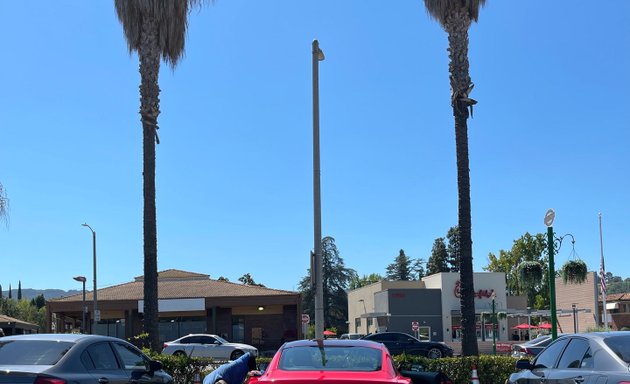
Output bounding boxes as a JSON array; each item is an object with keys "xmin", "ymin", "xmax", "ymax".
[{"xmin": 1, "ymin": 1, "xmax": 628, "ymax": 292}]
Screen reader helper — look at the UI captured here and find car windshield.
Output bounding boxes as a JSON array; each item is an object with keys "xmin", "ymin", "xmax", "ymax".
[
  {"xmin": 0, "ymin": 340, "xmax": 74, "ymax": 365},
  {"xmin": 525, "ymin": 335, "xmax": 550, "ymax": 346},
  {"xmin": 603, "ymin": 335, "xmax": 630, "ymax": 364},
  {"xmin": 279, "ymin": 346, "xmax": 382, "ymax": 371},
  {"xmin": 213, "ymin": 335, "xmax": 228, "ymax": 344}
]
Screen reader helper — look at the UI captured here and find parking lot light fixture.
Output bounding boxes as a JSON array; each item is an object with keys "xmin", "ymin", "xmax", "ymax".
[
  {"xmin": 73, "ymin": 276, "xmax": 87, "ymax": 333},
  {"xmin": 81, "ymin": 223, "xmax": 97, "ymax": 334}
]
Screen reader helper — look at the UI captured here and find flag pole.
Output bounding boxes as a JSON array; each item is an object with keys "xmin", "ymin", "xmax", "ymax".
[{"xmin": 599, "ymin": 213, "xmax": 608, "ymax": 331}]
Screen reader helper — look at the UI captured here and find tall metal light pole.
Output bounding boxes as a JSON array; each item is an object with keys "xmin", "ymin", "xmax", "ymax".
[
  {"xmin": 491, "ymin": 292, "xmax": 496, "ymax": 355},
  {"xmin": 544, "ymin": 209, "xmax": 558, "ymax": 340},
  {"xmin": 73, "ymin": 276, "xmax": 87, "ymax": 333},
  {"xmin": 312, "ymin": 39, "xmax": 325, "ymax": 340},
  {"xmin": 81, "ymin": 223, "xmax": 98, "ymax": 334}
]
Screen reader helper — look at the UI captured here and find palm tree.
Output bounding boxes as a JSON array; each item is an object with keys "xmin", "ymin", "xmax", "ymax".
[
  {"xmin": 114, "ymin": 0, "xmax": 201, "ymax": 352},
  {"xmin": 423, "ymin": 0, "xmax": 486, "ymax": 356}
]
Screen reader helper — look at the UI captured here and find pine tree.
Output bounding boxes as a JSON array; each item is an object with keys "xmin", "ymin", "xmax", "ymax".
[
  {"xmin": 385, "ymin": 249, "xmax": 413, "ymax": 280},
  {"xmin": 446, "ymin": 226, "xmax": 461, "ymax": 272},
  {"xmin": 17, "ymin": 281, "xmax": 22, "ymax": 300},
  {"xmin": 427, "ymin": 238, "xmax": 449, "ymax": 275},
  {"xmin": 8, "ymin": 284, "xmax": 11, "ymax": 299}
]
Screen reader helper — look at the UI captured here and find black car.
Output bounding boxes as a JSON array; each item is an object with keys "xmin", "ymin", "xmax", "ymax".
[
  {"xmin": 0, "ymin": 333, "xmax": 172, "ymax": 384},
  {"xmin": 362, "ymin": 332, "xmax": 453, "ymax": 359},
  {"xmin": 508, "ymin": 332, "xmax": 630, "ymax": 383}
]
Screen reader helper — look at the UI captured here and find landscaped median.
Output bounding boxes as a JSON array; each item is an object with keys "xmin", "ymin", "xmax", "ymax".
[
  {"xmin": 149, "ymin": 351, "xmax": 520, "ymax": 384},
  {"xmin": 395, "ymin": 354, "xmax": 521, "ymax": 384}
]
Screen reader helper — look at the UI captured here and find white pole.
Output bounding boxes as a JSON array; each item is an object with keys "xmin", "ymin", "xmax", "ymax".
[{"xmin": 599, "ymin": 213, "xmax": 608, "ymax": 331}]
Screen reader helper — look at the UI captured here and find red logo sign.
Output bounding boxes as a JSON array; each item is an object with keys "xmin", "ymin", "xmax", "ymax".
[{"xmin": 453, "ymin": 280, "xmax": 495, "ymax": 299}]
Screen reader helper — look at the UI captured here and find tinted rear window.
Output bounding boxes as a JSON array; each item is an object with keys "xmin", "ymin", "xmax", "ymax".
[
  {"xmin": 0, "ymin": 340, "xmax": 74, "ymax": 365},
  {"xmin": 603, "ymin": 335, "xmax": 630, "ymax": 363},
  {"xmin": 279, "ymin": 346, "xmax": 382, "ymax": 371}
]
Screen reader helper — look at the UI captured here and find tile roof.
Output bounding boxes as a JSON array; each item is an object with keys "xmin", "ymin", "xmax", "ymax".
[
  {"xmin": 0, "ymin": 314, "xmax": 38, "ymax": 327},
  {"xmin": 51, "ymin": 269, "xmax": 298, "ymax": 303},
  {"xmin": 600, "ymin": 292, "xmax": 630, "ymax": 302}
]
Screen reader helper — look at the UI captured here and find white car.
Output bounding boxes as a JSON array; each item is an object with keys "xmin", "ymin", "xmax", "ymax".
[{"xmin": 162, "ymin": 334, "xmax": 258, "ymax": 360}]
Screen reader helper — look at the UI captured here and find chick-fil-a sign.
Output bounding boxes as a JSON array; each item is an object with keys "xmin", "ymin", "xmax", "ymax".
[{"xmin": 454, "ymin": 280, "xmax": 495, "ymax": 299}]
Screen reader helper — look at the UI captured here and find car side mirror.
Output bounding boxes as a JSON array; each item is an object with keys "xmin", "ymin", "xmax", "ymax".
[
  {"xmin": 149, "ymin": 360, "xmax": 163, "ymax": 373},
  {"xmin": 515, "ymin": 359, "xmax": 532, "ymax": 371}
]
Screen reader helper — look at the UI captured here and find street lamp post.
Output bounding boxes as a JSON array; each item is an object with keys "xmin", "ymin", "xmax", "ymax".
[
  {"xmin": 312, "ymin": 39, "xmax": 325, "ymax": 340},
  {"xmin": 81, "ymin": 223, "xmax": 97, "ymax": 334},
  {"xmin": 73, "ymin": 276, "xmax": 87, "ymax": 333},
  {"xmin": 544, "ymin": 209, "xmax": 558, "ymax": 340},
  {"xmin": 491, "ymin": 292, "xmax": 497, "ymax": 355}
]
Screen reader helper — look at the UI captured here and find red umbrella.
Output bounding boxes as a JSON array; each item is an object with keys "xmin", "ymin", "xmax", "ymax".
[
  {"xmin": 323, "ymin": 330, "xmax": 337, "ymax": 336},
  {"xmin": 512, "ymin": 323, "xmax": 538, "ymax": 330},
  {"xmin": 538, "ymin": 323, "xmax": 552, "ymax": 329}
]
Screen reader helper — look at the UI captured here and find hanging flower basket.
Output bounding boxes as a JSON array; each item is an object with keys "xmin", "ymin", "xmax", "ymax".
[
  {"xmin": 561, "ymin": 260, "xmax": 588, "ymax": 284},
  {"xmin": 519, "ymin": 261, "xmax": 544, "ymax": 287},
  {"xmin": 497, "ymin": 312, "xmax": 507, "ymax": 320}
]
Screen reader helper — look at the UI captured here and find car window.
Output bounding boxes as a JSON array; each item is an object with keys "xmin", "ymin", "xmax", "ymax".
[
  {"xmin": 366, "ymin": 334, "xmax": 387, "ymax": 341},
  {"xmin": 112, "ymin": 342, "xmax": 149, "ymax": 370},
  {"xmin": 603, "ymin": 335, "xmax": 630, "ymax": 364},
  {"xmin": 0, "ymin": 340, "xmax": 74, "ymax": 365},
  {"xmin": 557, "ymin": 338, "xmax": 590, "ymax": 369},
  {"xmin": 181, "ymin": 336, "xmax": 199, "ymax": 344},
  {"xmin": 199, "ymin": 336, "xmax": 217, "ymax": 344},
  {"xmin": 533, "ymin": 338, "xmax": 569, "ymax": 369},
  {"xmin": 84, "ymin": 342, "xmax": 120, "ymax": 370},
  {"xmin": 395, "ymin": 334, "xmax": 412, "ymax": 342},
  {"xmin": 278, "ymin": 346, "xmax": 382, "ymax": 371}
]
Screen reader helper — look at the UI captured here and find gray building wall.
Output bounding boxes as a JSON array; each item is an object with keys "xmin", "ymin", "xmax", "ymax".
[{"xmin": 375, "ymin": 288, "xmax": 443, "ymax": 341}]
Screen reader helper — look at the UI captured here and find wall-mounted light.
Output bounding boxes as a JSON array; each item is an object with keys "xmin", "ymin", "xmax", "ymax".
[{"xmin": 258, "ymin": 306, "xmax": 265, "ymax": 311}]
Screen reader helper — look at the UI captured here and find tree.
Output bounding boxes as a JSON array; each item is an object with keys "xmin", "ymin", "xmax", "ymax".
[
  {"xmin": 115, "ymin": 0, "xmax": 202, "ymax": 352},
  {"xmin": 411, "ymin": 258, "xmax": 427, "ymax": 279},
  {"xmin": 298, "ymin": 236, "xmax": 357, "ymax": 333},
  {"xmin": 427, "ymin": 238, "xmax": 449, "ymax": 275},
  {"xmin": 348, "ymin": 273, "xmax": 382, "ymax": 290},
  {"xmin": 484, "ymin": 232, "xmax": 548, "ymax": 308},
  {"xmin": 446, "ymin": 226, "xmax": 460, "ymax": 272},
  {"xmin": 386, "ymin": 249, "xmax": 413, "ymax": 280},
  {"xmin": 423, "ymin": 0, "xmax": 486, "ymax": 356},
  {"xmin": 17, "ymin": 281, "xmax": 22, "ymax": 300},
  {"xmin": 238, "ymin": 273, "xmax": 265, "ymax": 287},
  {"xmin": 0, "ymin": 183, "xmax": 8, "ymax": 227},
  {"xmin": 217, "ymin": 276, "xmax": 230, "ymax": 282},
  {"xmin": 8, "ymin": 284, "xmax": 11, "ymax": 299},
  {"xmin": 0, "ymin": 284, "xmax": 3, "ymax": 299}
]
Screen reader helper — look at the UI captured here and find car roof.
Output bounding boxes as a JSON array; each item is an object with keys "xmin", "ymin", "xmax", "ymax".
[
  {"xmin": 282, "ymin": 339, "xmax": 384, "ymax": 349},
  {"xmin": 0, "ymin": 333, "xmax": 116, "ymax": 343}
]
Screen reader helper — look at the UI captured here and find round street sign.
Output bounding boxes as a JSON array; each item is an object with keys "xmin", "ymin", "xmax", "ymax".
[
  {"xmin": 411, "ymin": 321, "xmax": 419, "ymax": 331},
  {"xmin": 301, "ymin": 314, "xmax": 310, "ymax": 324},
  {"xmin": 544, "ymin": 209, "xmax": 556, "ymax": 227}
]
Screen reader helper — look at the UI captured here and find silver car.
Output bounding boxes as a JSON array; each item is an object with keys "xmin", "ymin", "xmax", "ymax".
[
  {"xmin": 162, "ymin": 334, "xmax": 257, "ymax": 360},
  {"xmin": 508, "ymin": 331, "xmax": 630, "ymax": 383},
  {"xmin": 0, "ymin": 333, "xmax": 172, "ymax": 384}
]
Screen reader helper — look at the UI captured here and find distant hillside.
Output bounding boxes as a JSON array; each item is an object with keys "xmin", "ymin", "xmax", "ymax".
[{"xmin": 1, "ymin": 288, "xmax": 80, "ymax": 301}]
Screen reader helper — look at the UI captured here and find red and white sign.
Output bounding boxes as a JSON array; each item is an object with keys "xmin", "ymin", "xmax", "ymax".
[
  {"xmin": 301, "ymin": 314, "xmax": 310, "ymax": 324},
  {"xmin": 411, "ymin": 321, "xmax": 419, "ymax": 331}
]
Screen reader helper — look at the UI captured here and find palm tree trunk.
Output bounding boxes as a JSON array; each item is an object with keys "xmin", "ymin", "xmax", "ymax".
[
  {"xmin": 446, "ymin": 5, "xmax": 478, "ymax": 357},
  {"xmin": 139, "ymin": 14, "xmax": 161, "ymax": 352}
]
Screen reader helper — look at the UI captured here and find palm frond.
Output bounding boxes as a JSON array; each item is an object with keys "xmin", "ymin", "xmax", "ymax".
[
  {"xmin": 114, "ymin": 0, "xmax": 204, "ymax": 67},
  {"xmin": 423, "ymin": 0, "xmax": 486, "ymax": 25}
]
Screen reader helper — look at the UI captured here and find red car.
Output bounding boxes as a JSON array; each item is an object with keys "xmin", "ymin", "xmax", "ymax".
[{"xmin": 248, "ymin": 339, "xmax": 411, "ymax": 384}]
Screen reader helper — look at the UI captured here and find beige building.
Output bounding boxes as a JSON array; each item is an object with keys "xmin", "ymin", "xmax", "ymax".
[
  {"xmin": 47, "ymin": 269, "xmax": 302, "ymax": 351},
  {"xmin": 554, "ymin": 272, "xmax": 600, "ymax": 333}
]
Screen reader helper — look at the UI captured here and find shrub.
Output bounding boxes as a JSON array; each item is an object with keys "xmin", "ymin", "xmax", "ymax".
[{"xmin": 395, "ymin": 354, "xmax": 519, "ymax": 384}]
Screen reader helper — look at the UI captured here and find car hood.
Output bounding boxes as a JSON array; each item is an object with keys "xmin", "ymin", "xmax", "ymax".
[{"xmin": 225, "ymin": 342, "xmax": 257, "ymax": 351}]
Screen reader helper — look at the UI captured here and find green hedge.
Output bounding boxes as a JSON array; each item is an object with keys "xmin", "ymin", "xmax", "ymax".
[
  {"xmin": 395, "ymin": 354, "xmax": 521, "ymax": 384},
  {"xmin": 147, "ymin": 352, "xmax": 273, "ymax": 384},
  {"xmin": 149, "ymin": 351, "xmax": 519, "ymax": 384}
]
